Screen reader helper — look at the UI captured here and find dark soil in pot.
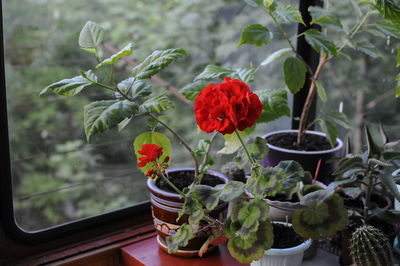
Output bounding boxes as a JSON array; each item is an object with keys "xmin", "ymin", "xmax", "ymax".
[
  {"xmin": 156, "ymin": 170, "xmax": 224, "ymax": 193},
  {"xmin": 272, "ymin": 223, "xmax": 304, "ymax": 248},
  {"xmin": 266, "ymin": 132, "xmax": 332, "ymax": 151}
]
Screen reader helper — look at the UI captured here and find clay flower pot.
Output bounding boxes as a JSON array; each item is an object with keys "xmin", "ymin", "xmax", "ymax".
[
  {"xmin": 263, "ymin": 130, "xmax": 344, "ymax": 184},
  {"xmin": 147, "ymin": 168, "xmax": 228, "ymax": 257}
]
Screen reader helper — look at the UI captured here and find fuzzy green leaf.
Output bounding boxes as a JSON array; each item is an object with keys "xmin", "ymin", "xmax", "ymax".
[
  {"xmin": 166, "ymin": 224, "xmax": 194, "ymax": 254},
  {"xmin": 319, "ymin": 119, "xmax": 338, "ymax": 148},
  {"xmin": 194, "ymin": 65, "xmax": 235, "ymax": 81},
  {"xmin": 219, "ymin": 181, "xmax": 246, "ymax": 202},
  {"xmin": 40, "ymin": 70, "xmax": 96, "ymax": 96},
  {"xmin": 138, "ymin": 95, "xmax": 173, "ymax": 114},
  {"xmin": 84, "ymin": 100, "xmax": 138, "ymax": 141},
  {"xmin": 274, "ymin": 5, "xmax": 305, "ymax": 25},
  {"xmin": 227, "ymin": 220, "xmax": 273, "ymax": 264},
  {"xmin": 191, "ymin": 185, "xmax": 220, "ymax": 210},
  {"xmin": 133, "ymin": 132, "xmax": 171, "ymax": 175},
  {"xmin": 97, "ymin": 43, "xmax": 133, "ymax": 68},
  {"xmin": 257, "ymin": 89, "xmax": 291, "ymax": 122},
  {"xmin": 276, "ymin": 160, "xmax": 304, "ymax": 181},
  {"xmin": 132, "ymin": 48, "xmax": 188, "ymax": 79},
  {"xmin": 246, "ymin": 167, "xmax": 285, "ymax": 198},
  {"xmin": 248, "ymin": 137, "xmax": 270, "ymax": 161},
  {"xmin": 315, "ymin": 80, "xmax": 327, "ymax": 102},
  {"xmin": 238, "ymin": 24, "xmax": 272, "ymax": 47},
  {"xmin": 260, "ymin": 48, "xmax": 292, "ymax": 66},
  {"xmin": 283, "ymin": 56, "xmax": 307, "ymax": 94},
  {"xmin": 293, "ymin": 193, "xmax": 348, "ymax": 239},
  {"xmin": 78, "ymin": 21, "xmax": 104, "ymax": 53},
  {"xmin": 304, "ymin": 29, "xmax": 337, "ymax": 56}
]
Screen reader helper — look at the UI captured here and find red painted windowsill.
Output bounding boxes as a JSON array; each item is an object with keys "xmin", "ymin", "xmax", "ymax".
[{"xmin": 121, "ymin": 236, "xmax": 249, "ymax": 266}]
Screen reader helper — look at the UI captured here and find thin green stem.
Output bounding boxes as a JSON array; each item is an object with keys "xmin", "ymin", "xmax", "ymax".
[
  {"xmin": 196, "ymin": 132, "xmax": 218, "ymax": 185},
  {"xmin": 160, "ymin": 172, "xmax": 185, "ymax": 197},
  {"xmin": 149, "ymin": 113, "xmax": 199, "ymax": 178},
  {"xmin": 234, "ymin": 129, "xmax": 255, "ymax": 165},
  {"xmin": 83, "ymin": 76, "xmax": 117, "ymax": 92}
]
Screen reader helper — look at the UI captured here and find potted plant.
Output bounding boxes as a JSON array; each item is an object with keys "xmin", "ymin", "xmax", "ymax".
[
  {"xmin": 180, "ymin": 0, "xmax": 400, "ymax": 184},
  {"xmin": 41, "ymin": 21, "xmax": 349, "ymax": 264},
  {"xmin": 330, "ymin": 125, "xmax": 400, "ymax": 265}
]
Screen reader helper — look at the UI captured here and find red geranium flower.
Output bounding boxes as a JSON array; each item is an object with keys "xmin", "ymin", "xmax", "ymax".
[
  {"xmin": 137, "ymin": 144, "xmax": 163, "ymax": 168},
  {"xmin": 194, "ymin": 77, "xmax": 263, "ymax": 135}
]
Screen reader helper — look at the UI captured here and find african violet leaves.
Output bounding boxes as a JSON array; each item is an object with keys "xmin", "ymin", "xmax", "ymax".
[{"xmin": 292, "ymin": 190, "xmax": 347, "ymax": 239}]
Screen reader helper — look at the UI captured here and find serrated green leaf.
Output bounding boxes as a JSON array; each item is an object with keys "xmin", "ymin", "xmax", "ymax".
[
  {"xmin": 375, "ymin": 0, "xmax": 400, "ymax": 23},
  {"xmin": 218, "ymin": 125, "xmax": 255, "ymax": 154},
  {"xmin": 329, "ymin": 110, "xmax": 352, "ymax": 129},
  {"xmin": 274, "ymin": 5, "xmax": 305, "ymax": 25},
  {"xmin": 260, "ymin": 48, "xmax": 292, "ymax": 66},
  {"xmin": 194, "ymin": 65, "xmax": 235, "ymax": 81},
  {"xmin": 96, "ymin": 43, "xmax": 133, "ymax": 68},
  {"xmin": 315, "ymin": 80, "xmax": 327, "ymax": 102},
  {"xmin": 138, "ymin": 95, "xmax": 173, "ymax": 114},
  {"xmin": 234, "ymin": 68, "xmax": 256, "ymax": 83},
  {"xmin": 293, "ymin": 193, "xmax": 347, "ymax": 239},
  {"xmin": 219, "ymin": 181, "xmax": 246, "ymax": 202},
  {"xmin": 180, "ymin": 81, "xmax": 208, "ymax": 101},
  {"xmin": 84, "ymin": 100, "xmax": 138, "ymax": 141},
  {"xmin": 191, "ymin": 185, "xmax": 220, "ymax": 210},
  {"xmin": 304, "ymin": 29, "xmax": 337, "ymax": 56},
  {"xmin": 132, "ymin": 48, "xmax": 188, "ymax": 79},
  {"xmin": 179, "ymin": 197, "xmax": 205, "ymax": 224},
  {"xmin": 118, "ymin": 116, "xmax": 132, "ymax": 131},
  {"xmin": 117, "ymin": 78, "xmax": 152, "ymax": 100},
  {"xmin": 308, "ymin": 7, "xmax": 343, "ymax": 31},
  {"xmin": 40, "ymin": 71, "xmax": 96, "ymax": 96},
  {"xmin": 166, "ymin": 224, "xmax": 194, "ymax": 253},
  {"xmin": 319, "ymin": 119, "xmax": 338, "ymax": 148},
  {"xmin": 355, "ymin": 41, "xmax": 381, "ymax": 58},
  {"xmin": 257, "ymin": 89, "xmax": 291, "ymax": 122},
  {"xmin": 243, "ymin": 0, "xmax": 263, "ymax": 7},
  {"xmin": 238, "ymin": 24, "xmax": 272, "ymax": 47},
  {"xmin": 78, "ymin": 21, "xmax": 104, "ymax": 52},
  {"xmin": 276, "ymin": 160, "xmax": 304, "ymax": 181},
  {"xmin": 376, "ymin": 20, "xmax": 400, "ymax": 39},
  {"xmin": 133, "ymin": 131, "xmax": 171, "ymax": 175},
  {"xmin": 283, "ymin": 56, "xmax": 307, "ymax": 94}
]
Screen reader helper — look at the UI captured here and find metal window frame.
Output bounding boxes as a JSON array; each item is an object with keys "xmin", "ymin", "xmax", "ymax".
[{"xmin": 0, "ymin": 0, "xmax": 319, "ymax": 245}]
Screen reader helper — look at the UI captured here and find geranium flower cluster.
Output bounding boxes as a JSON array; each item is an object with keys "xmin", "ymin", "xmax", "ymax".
[{"xmin": 137, "ymin": 143, "xmax": 169, "ymax": 179}]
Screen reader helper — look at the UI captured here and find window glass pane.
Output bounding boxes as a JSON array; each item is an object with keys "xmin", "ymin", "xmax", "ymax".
[
  {"xmin": 316, "ymin": 1, "xmax": 399, "ymax": 152},
  {"xmin": 3, "ymin": 0, "xmax": 297, "ymax": 231}
]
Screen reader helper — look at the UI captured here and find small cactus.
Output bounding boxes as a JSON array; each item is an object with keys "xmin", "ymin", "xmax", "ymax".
[{"xmin": 350, "ymin": 225, "xmax": 393, "ymax": 266}]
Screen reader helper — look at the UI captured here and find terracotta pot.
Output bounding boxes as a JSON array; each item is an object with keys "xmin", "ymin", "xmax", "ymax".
[
  {"xmin": 147, "ymin": 168, "xmax": 228, "ymax": 257},
  {"xmin": 263, "ymin": 130, "xmax": 344, "ymax": 185}
]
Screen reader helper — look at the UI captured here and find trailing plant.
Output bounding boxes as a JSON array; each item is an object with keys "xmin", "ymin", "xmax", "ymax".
[
  {"xmin": 350, "ymin": 225, "xmax": 393, "ymax": 266},
  {"xmin": 331, "ymin": 125, "xmax": 400, "ymax": 225},
  {"xmin": 181, "ymin": 0, "xmax": 400, "ymax": 149},
  {"xmin": 41, "ymin": 21, "xmax": 348, "ymax": 264}
]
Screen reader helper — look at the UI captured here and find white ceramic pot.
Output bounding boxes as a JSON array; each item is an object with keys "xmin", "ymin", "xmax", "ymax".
[{"xmin": 251, "ymin": 222, "xmax": 312, "ymax": 266}]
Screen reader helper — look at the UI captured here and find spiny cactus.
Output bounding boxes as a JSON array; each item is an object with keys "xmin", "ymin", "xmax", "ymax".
[{"xmin": 350, "ymin": 225, "xmax": 393, "ymax": 266}]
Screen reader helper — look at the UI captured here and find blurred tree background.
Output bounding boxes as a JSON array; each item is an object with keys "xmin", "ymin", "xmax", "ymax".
[{"xmin": 3, "ymin": 0, "xmax": 398, "ymax": 230}]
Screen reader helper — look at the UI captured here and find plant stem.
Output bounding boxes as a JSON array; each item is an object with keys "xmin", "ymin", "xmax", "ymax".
[
  {"xmin": 149, "ymin": 113, "xmax": 199, "ymax": 178},
  {"xmin": 297, "ymin": 54, "xmax": 328, "ymax": 146},
  {"xmin": 83, "ymin": 75, "xmax": 117, "ymax": 92},
  {"xmin": 160, "ymin": 172, "xmax": 185, "ymax": 197},
  {"xmin": 234, "ymin": 129, "xmax": 255, "ymax": 165},
  {"xmin": 197, "ymin": 132, "xmax": 218, "ymax": 184}
]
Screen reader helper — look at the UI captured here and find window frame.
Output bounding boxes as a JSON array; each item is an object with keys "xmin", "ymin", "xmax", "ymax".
[{"xmin": 0, "ymin": 0, "xmax": 318, "ymax": 253}]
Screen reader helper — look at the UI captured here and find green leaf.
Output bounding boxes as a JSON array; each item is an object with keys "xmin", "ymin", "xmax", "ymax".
[
  {"xmin": 132, "ymin": 48, "xmax": 188, "ymax": 79},
  {"xmin": 308, "ymin": 7, "xmax": 343, "ymax": 31},
  {"xmin": 133, "ymin": 131, "xmax": 171, "ymax": 175},
  {"xmin": 293, "ymin": 193, "xmax": 347, "ymax": 239},
  {"xmin": 329, "ymin": 110, "xmax": 352, "ymax": 129},
  {"xmin": 194, "ymin": 65, "xmax": 235, "ymax": 81},
  {"xmin": 333, "ymin": 156, "xmax": 366, "ymax": 176},
  {"xmin": 117, "ymin": 78, "xmax": 152, "ymax": 100},
  {"xmin": 166, "ymin": 224, "xmax": 194, "ymax": 254},
  {"xmin": 355, "ymin": 41, "xmax": 381, "ymax": 58},
  {"xmin": 78, "ymin": 21, "xmax": 104, "ymax": 53},
  {"xmin": 246, "ymin": 167, "xmax": 285, "ymax": 198},
  {"xmin": 382, "ymin": 151, "xmax": 400, "ymax": 160},
  {"xmin": 138, "ymin": 95, "xmax": 173, "ymax": 114},
  {"xmin": 260, "ymin": 48, "xmax": 292, "ymax": 66},
  {"xmin": 179, "ymin": 197, "xmax": 205, "ymax": 224},
  {"xmin": 365, "ymin": 125, "xmax": 382, "ymax": 158},
  {"xmin": 243, "ymin": 0, "xmax": 263, "ymax": 7},
  {"xmin": 378, "ymin": 173, "xmax": 400, "ymax": 202},
  {"xmin": 396, "ymin": 73, "xmax": 400, "ymax": 97},
  {"xmin": 248, "ymin": 137, "xmax": 269, "ymax": 161},
  {"xmin": 397, "ymin": 46, "xmax": 400, "ymax": 67},
  {"xmin": 40, "ymin": 71, "xmax": 96, "ymax": 96},
  {"xmin": 219, "ymin": 181, "xmax": 246, "ymax": 202},
  {"xmin": 96, "ymin": 43, "xmax": 133, "ymax": 68},
  {"xmin": 84, "ymin": 100, "xmax": 138, "ymax": 141},
  {"xmin": 319, "ymin": 119, "xmax": 338, "ymax": 148},
  {"xmin": 283, "ymin": 56, "xmax": 307, "ymax": 94},
  {"xmin": 263, "ymin": 0, "xmax": 274, "ymax": 8},
  {"xmin": 274, "ymin": 5, "xmax": 305, "ymax": 25},
  {"xmin": 238, "ymin": 24, "xmax": 272, "ymax": 47},
  {"xmin": 257, "ymin": 89, "xmax": 291, "ymax": 122},
  {"xmin": 234, "ymin": 68, "xmax": 256, "ymax": 83},
  {"xmin": 375, "ymin": 0, "xmax": 400, "ymax": 23},
  {"xmin": 276, "ymin": 160, "xmax": 304, "ymax": 181},
  {"xmin": 304, "ymin": 29, "xmax": 337, "ymax": 56},
  {"xmin": 218, "ymin": 125, "xmax": 255, "ymax": 154},
  {"xmin": 226, "ymin": 220, "xmax": 273, "ymax": 264},
  {"xmin": 180, "ymin": 81, "xmax": 208, "ymax": 101},
  {"xmin": 376, "ymin": 20, "xmax": 400, "ymax": 39},
  {"xmin": 341, "ymin": 187, "xmax": 363, "ymax": 199},
  {"xmin": 315, "ymin": 80, "xmax": 327, "ymax": 102},
  {"xmin": 118, "ymin": 117, "xmax": 132, "ymax": 131},
  {"xmin": 191, "ymin": 185, "xmax": 220, "ymax": 210}
]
